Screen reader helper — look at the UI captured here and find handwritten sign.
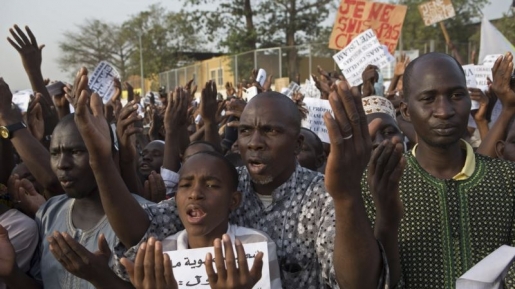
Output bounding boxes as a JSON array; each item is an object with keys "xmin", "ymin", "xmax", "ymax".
[
  {"xmin": 333, "ymin": 29, "xmax": 390, "ymax": 87},
  {"xmin": 329, "ymin": 0, "xmax": 407, "ymax": 54},
  {"xmin": 301, "ymin": 98, "xmax": 333, "ymax": 143},
  {"xmin": 418, "ymin": 0, "xmax": 456, "ymax": 26},
  {"xmin": 164, "ymin": 242, "xmax": 270, "ymax": 289},
  {"xmin": 88, "ymin": 61, "xmax": 120, "ymax": 104}
]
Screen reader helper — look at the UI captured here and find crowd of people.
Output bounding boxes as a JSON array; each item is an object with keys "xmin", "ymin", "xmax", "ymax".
[{"xmin": 1, "ymin": 22, "xmax": 515, "ymax": 289}]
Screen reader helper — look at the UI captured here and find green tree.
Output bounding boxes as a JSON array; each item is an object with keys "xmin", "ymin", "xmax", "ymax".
[
  {"xmin": 122, "ymin": 4, "xmax": 203, "ymax": 84},
  {"xmin": 185, "ymin": 0, "xmax": 334, "ymax": 80},
  {"xmin": 398, "ymin": 0, "xmax": 489, "ymax": 61},
  {"xmin": 57, "ymin": 19, "xmax": 134, "ymax": 80}
]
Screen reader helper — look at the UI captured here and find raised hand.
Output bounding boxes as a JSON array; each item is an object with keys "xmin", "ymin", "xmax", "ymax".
[
  {"xmin": 13, "ymin": 177, "xmax": 46, "ymax": 217},
  {"xmin": 121, "ymin": 237, "xmax": 178, "ymax": 289},
  {"xmin": 469, "ymin": 88, "xmax": 489, "ymax": 123},
  {"xmin": 361, "ymin": 65, "xmax": 379, "ymax": 97},
  {"xmin": 27, "ymin": 93, "xmax": 44, "ymax": 142},
  {"xmin": 64, "ymin": 67, "xmax": 89, "ymax": 109},
  {"xmin": 104, "ymin": 78, "xmax": 122, "ymax": 124},
  {"xmin": 47, "ymin": 232, "xmax": 115, "ymax": 285},
  {"xmin": 143, "ymin": 171, "xmax": 166, "ymax": 203},
  {"xmin": 125, "ymin": 82, "xmax": 134, "ymax": 102},
  {"xmin": 0, "ymin": 78, "xmax": 23, "ymax": 126},
  {"xmin": 262, "ymin": 74, "xmax": 274, "ymax": 92},
  {"xmin": 367, "ymin": 126, "xmax": 405, "ymax": 226},
  {"xmin": 492, "ymin": 53, "xmax": 515, "ymax": 110},
  {"xmin": 205, "ymin": 235, "xmax": 263, "ymax": 289},
  {"xmin": 200, "ymin": 81, "xmax": 218, "ymax": 123},
  {"xmin": 117, "ymin": 101, "xmax": 143, "ymax": 162},
  {"xmin": 7, "ymin": 25, "xmax": 44, "ymax": 72},
  {"xmin": 323, "ymin": 81, "xmax": 371, "ymax": 201},
  {"xmin": 164, "ymin": 88, "xmax": 189, "ymax": 133},
  {"xmin": 73, "ymin": 75, "xmax": 112, "ymax": 161},
  {"xmin": 394, "ymin": 53, "xmax": 410, "ymax": 77}
]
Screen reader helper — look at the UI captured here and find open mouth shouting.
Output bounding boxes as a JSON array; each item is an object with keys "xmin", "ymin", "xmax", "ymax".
[{"xmin": 186, "ymin": 204, "xmax": 207, "ymax": 224}]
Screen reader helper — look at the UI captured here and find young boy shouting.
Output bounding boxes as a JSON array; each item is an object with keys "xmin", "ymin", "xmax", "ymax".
[{"xmin": 121, "ymin": 151, "xmax": 281, "ymax": 289}]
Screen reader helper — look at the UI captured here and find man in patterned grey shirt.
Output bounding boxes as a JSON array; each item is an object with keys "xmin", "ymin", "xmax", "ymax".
[{"xmin": 81, "ymin": 84, "xmax": 392, "ymax": 289}]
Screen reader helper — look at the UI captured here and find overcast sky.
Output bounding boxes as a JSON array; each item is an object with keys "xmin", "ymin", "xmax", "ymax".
[{"xmin": 0, "ymin": 0, "xmax": 511, "ymax": 90}]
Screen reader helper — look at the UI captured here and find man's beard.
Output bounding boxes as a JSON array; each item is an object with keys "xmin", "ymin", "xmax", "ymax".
[{"xmin": 251, "ymin": 175, "xmax": 274, "ymax": 185}]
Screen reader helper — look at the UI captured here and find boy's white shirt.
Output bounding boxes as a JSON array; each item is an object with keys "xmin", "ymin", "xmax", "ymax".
[{"xmin": 162, "ymin": 223, "xmax": 282, "ymax": 288}]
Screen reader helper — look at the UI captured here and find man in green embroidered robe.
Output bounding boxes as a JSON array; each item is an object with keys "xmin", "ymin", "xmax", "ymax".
[{"xmin": 362, "ymin": 52, "xmax": 515, "ymax": 289}]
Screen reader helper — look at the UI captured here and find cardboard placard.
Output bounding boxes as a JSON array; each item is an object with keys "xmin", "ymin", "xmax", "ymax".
[
  {"xmin": 301, "ymin": 98, "xmax": 333, "ymax": 143},
  {"xmin": 329, "ymin": 0, "xmax": 407, "ymax": 54},
  {"xmin": 274, "ymin": 77, "xmax": 290, "ymax": 93},
  {"xmin": 418, "ymin": 0, "xmax": 456, "ymax": 26},
  {"xmin": 164, "ymin": 242, "xmax": 270, "ymax": 289},
  {"xmin": 88, "ymin": 61, "xmax": 120, "ymax": 104},
  {"xmin": 333, "ymin": 29, "xmax": 390, "ymax": 87}
]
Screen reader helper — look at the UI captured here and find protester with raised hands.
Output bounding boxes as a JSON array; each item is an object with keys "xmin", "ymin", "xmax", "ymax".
[
  {"xmin": 0, "ymin": 78, "xmax": 63, "ymax": 198},
  {"xmin": 117, "ymin": 101, "xmax": 145, "ymax": 195},
  {"xmin": 7, "ymin": 25, "xmax": 59, "ymax": 142},
  {"xmin": 358, "ymin": 52, "xmax": 515, "ymax": 288},
  {"xmin": 477, "ymin": 52, "xmax": 515, "ymax": 158}
]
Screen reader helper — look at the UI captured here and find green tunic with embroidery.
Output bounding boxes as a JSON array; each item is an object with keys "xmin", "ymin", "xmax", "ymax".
[{"xmin": 363, "ymin": 153, "xmax": 515, "ymax": 289}]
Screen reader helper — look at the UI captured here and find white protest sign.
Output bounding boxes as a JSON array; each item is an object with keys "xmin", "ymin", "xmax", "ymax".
[
  {"xmin": 12, "ymin": 89, "xmax": 32, "ymax": 113},
  {"xmin": 283, "ymin": 82, "xmax": 301, "ymax": 98},
  {"xmin": 300, "ymin": 77, "xmax": 321, "ymax": 99},
  {"xmin": 382, "ymin": 45, "xmax": 396, "ymax": 64},
  {"xmin": 301, "ymin": 98, "xmax": 333, "ymax": 143},
  {"xmin": 462, "ymin": 65, "xmax": 479, "ymax": 109},
  {"xmin": 243, "ymin": 86, "xmax": 259, "ymax": 102},
  {"xmin": 88, "ymin": 61, "xmax": 120, "ymax": 104},
  {"xmin": 482, "ymin": 54, "xmax": 503, "ymax": 67},
  {"xmin": 333, "ymin": 29, "xmax": 389, "ymax": 87},
  {"xmin": 164, "ymin": 242, "xmax": 270, "ymax": 289},
  {"xmin": 473, "ymin": 65, "xmax": 492, "ymax": 91}
]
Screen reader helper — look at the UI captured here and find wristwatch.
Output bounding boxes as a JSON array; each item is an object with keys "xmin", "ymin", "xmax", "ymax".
[{"xmin": 0, "ymin": 122, "xmax": 27, "ymax": 139}]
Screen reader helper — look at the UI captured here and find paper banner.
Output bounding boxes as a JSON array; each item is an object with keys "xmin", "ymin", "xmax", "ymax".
[
  {"xmin": 164, "ymin": 242, "xmax": 270, "ymax": 289},
  {"xmin": 301, "ymin": 98, "xmax": 333, "ymax": 143},
  {"xmin": 333, "ymin": 29, "xmax": 389, "ymax": 87},
  {"xmin": 88, "ymin": 61, "xmax": 120, "ymax": 104}
]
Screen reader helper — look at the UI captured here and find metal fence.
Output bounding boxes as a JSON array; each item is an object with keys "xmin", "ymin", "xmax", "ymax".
[{"xmin": 158, "ymin": 39, "xmax": 477, "ymax": 90}]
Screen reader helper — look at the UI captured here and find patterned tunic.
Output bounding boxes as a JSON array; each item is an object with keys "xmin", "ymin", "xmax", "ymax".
[
  {"xmin": 114, "ymin": 165, "xmax": 340, "ymax": 288},
  {"xmin": 362, "ymin": 153, "xmax": 515, "ymax": 289}
]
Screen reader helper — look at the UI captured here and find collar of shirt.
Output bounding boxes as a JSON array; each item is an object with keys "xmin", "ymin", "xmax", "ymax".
[
  {"xmin": 411, "ymin": 139, "xmax": 476, "ymax": 180},
  {"xmin": 237, "ymin": 164, "xmax": 300, "ymax": 206},
  {"xmin": 175, "ymin": 224, "xmax": 237, "ymax": 250}
]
